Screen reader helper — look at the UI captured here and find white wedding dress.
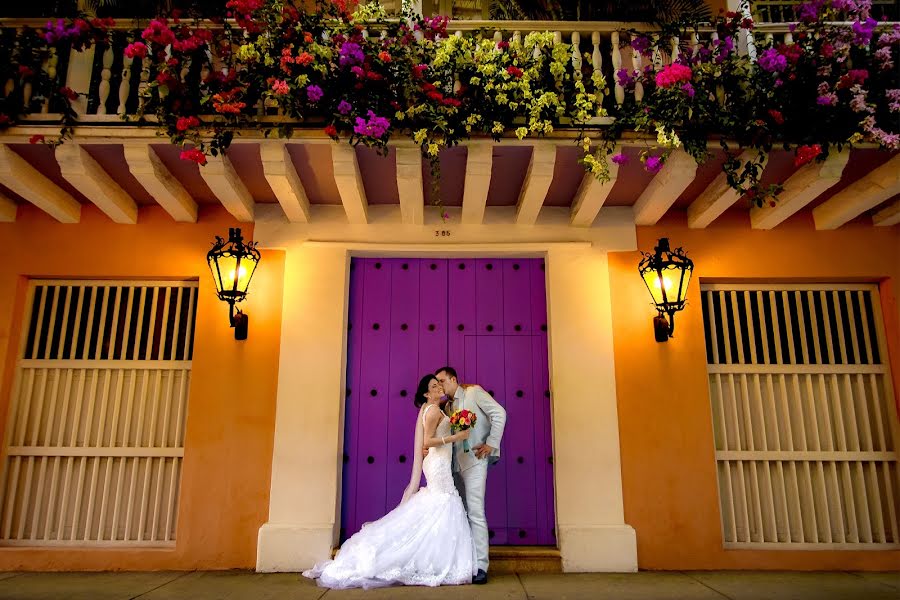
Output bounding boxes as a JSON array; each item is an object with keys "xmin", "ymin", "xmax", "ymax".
[{"xmin": 303, "ymin": 404, "xmax": 476, "ymax": 589}]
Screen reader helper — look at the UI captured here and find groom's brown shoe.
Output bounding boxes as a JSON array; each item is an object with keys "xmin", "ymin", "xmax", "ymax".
[{"xmin": 473, "ymin": 569, "xmax": 488, "ymax": 585}]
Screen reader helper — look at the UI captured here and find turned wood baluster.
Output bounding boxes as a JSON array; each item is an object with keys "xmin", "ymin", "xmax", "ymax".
[
  {"xmin": 611, "ymin": 31, "xmax": 624, "ymax": 106},
  {"xmin": 137, "ymin": 55, "xmax": 151, "ymax": 114},
  {"xmin": 41, "ymin": 47, "xmax": 58, "ymax": 114},
  {"xmin": 591, "ymin": 31, "xmax": 603, "ymax": 107},
  {"xmin": 571, "ymin": 31, "xmax": 582, "ymax": 80},
  {"xmin": 97, "ymin": 44, "xmax": 114, "ymax": 115}
]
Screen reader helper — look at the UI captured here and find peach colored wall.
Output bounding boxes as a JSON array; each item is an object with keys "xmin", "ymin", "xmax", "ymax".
[
  {"xmin": 609, "ymin": 211, "xmax": 900, "ymax": 570},
  {"xmin": 0, "ymin": 204, "xmax": 284, "ymax": 571}
]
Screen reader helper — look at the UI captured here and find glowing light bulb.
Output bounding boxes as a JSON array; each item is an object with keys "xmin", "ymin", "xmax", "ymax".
[{"xmin": 654, "ymin": 276, "xmax": 673, "ymax": 291}]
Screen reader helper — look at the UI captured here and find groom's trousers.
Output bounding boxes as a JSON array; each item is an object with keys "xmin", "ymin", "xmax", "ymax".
[{"xmin": 453, "ymin": 461, "xmax": 489, "ymax": 572}]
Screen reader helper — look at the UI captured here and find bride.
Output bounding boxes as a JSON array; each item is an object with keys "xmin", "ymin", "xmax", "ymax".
[{"xmin": 302, "ymin": 374, "xmax": 477, "ymax": 589}]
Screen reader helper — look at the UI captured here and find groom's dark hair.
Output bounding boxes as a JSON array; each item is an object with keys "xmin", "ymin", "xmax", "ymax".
[{"xmin": 435, "ymin": 366, "xmax": 457, "ymax": 380}]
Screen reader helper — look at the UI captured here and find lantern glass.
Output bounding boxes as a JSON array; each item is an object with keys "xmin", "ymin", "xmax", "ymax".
[
  {"xmin": 207, "ymin": 228, "xmax": 261, "ymax": 303},
  {"xmin": 638, "ymin": 238, "xmax": 693, "ymax": 312}
]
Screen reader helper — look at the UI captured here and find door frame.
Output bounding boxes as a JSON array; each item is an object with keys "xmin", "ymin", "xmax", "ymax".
[{"xmin": 252, "ymin": 207, "xmax": 639, "ymax": 573}]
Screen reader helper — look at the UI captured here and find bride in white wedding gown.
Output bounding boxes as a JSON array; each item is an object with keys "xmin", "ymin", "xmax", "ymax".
[{"xmin": 302, "ymin": 374, "xmax": 477, "ymax": 589}]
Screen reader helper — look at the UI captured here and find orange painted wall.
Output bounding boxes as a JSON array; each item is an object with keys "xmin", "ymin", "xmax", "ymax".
[
  {"xmin": 609, "ymin": 211, "xmax": 900, "ymax": 570},
  {"xmin": 0, "ymin": 204, "xmax": 284, "ymax": 571}
]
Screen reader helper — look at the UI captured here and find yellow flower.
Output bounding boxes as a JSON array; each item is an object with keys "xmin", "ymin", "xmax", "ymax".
[
  {"xmin": 427, "ymin": 143, "xmax": 440, "ymax": 157},
  {"xmin": 395, "ymin": 111, "xmax": 405, "ymax": 121},
  {"xmin": 581, "ymin": 136, "xmax": 592, "ymax": 152},
  {"xmin": 515, "ymin": 127, "xmax": 528, "ymax": 140},
  {"xmin": 414, "ymin": 129, "xmax": 428, "ymax": 145},
  {"xmin": 492, "ymin": 121, "xmax": 504, "ymax": 134},
  {"xmin": 237, "ymin": 43, "xmax": 260, "ymax": 62}
]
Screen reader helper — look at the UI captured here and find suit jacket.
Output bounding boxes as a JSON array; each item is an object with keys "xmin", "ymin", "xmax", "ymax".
[{"xmin": 450, "ymin": 384, "xmax": 507, "ymax": 473}]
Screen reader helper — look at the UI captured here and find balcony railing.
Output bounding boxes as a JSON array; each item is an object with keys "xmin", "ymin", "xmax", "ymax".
[
  {"xmin": 752, "ymin": 0, "xmax": 899, "ymax": 22},
  {"xmin": 0, "ymin": 17, "xmax": 854, "ymax": 129}
]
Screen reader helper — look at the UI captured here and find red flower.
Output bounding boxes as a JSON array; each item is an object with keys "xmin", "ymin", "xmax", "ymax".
[
  {"xmin": 324, "ymin": 124, "xmax": 338, "ymax": 137},
  {"xmin": 497, "ymin": 40, "xmax": 509, "ymax": 50},
  {"xmin": 180, "ymin": 148, "xmax": 207, "ymax": 165},
  {"xmin": 296, "ymin": 51, "xmax": 315, "ymax": 66},
  {"xmin": 29, "ymin": 134, "xmax": 45, "ymax": 144},
  {"xmin": 767, "ymin": 109, "xmax": 784, "ymax": 125},
  {"xmin": 378, "ymin": 51, "xmax": 391, "ymax": 62},
  {"xmin": 506, "ymin": 65, "xmax": 523, "ymax": 78},
  {"xmin": 794, "ymin": 144, "xmax": 822, "ymax": 167},
  {"xmin": 303, "ymin": 31, "xmax": 314, "ymax": 44},
  {"xmin": 426, "ymin": 90, "xmax": 443, "ymax": 101},
  {"xmin": 442, "ymin": 98, "xmax": 461, "ymax": 108},
  {"xmin": 124, "ymin": 42, "xmax": 148, "ymax": 59},
  {"xmin": 156, "ymin": 72, "xmax": 178, "ymax": 88},
  {"xmin": 59, "ymin": 87, "xmax": 78, "ymax": 101},
  {"xmin": 176, "ymin": 116, "xmax": 200, "ymax": 131}
]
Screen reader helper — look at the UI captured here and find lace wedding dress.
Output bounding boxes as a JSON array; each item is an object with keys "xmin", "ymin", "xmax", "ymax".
[{"xmin": 302, "ymin": 404, "xmax": 476, "ymax": 589}]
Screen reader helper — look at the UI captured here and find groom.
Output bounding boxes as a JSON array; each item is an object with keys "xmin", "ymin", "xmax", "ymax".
[{"xmin": 435, "ymin": 366, "xmax": 506, "ymax": 585}]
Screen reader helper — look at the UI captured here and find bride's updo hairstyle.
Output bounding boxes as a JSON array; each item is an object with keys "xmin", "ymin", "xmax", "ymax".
[{"xmin": 414, "ymin": 374, "xmax": 438, "ymax": 408}]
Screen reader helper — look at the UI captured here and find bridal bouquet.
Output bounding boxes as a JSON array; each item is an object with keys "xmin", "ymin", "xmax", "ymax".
[{"xmin": 449, "ymin": 410, "xmax": 477, "ymax": 453}]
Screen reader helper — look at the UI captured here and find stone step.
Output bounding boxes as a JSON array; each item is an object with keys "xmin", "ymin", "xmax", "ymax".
[{"xmin": 490, "ymin": 546, "xmax": 562, "ymax": 574}]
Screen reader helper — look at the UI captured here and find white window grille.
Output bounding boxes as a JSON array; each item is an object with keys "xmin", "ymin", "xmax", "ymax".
[
  {"xmin": 0, "ymin": 280, "xmax": 198, "ymax": 547},
  {"xmin": 702, "ymin": 283, "xmax": 900, "ymax": 549}
]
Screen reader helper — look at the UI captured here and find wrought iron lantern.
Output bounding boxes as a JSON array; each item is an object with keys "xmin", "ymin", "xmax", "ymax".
[
  {"xmin": 207, "ymin": 228, "xmax": 260, "ymax": 340},
  {"xmin": 638, "ymin": 238, "xmax": 693, "ymax": 343}
]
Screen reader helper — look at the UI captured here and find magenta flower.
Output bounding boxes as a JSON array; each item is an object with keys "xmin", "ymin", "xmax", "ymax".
[
  {"xmin": 630, "ymin": 35, "xmax": 651, "ymax": 56},
  {"xmin": 853, "ymin": 18, "xmax": 877, "ymax": 45},
  {"xmin": 758, "ymin": 48, "xmax": 787, "ymax": 73},
  {"xmin": 616, "ymin": 69, "xmax": 635, "ymax": 88},
  {"xmin": 354, "ymin": 110, "xmax": 391, "ymax": 138},
  {"xmin": 645, "ymin": 156, "xmax": 663, "ymax": 173},
  {"xmin": 339, "ymin": 42, "xmax": 364, "ymax": 67},
  {"xmin": 610, "ymin": 152, "xmax": 629, "ymax": 166},
  {"xmin": 681, "ymin": 82, "xmax": 696, "ymax": 97},
  {"xmin": 338, "ymin": 100, "xmax": 353, "ymax": 115},
  {"xmin": 655, "ymin": 64, "xmax": 692, "ymax": 88},
  {"xmin": 306, "ymin": 85, "xmax": 323, "ymax": 103},
  {"xmin": 886, "ymin": 89, "xmax": 900, "ymax": 112}
]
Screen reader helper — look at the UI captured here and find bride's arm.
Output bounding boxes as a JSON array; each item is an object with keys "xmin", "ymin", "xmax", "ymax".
[{"xmin": 401, "ymin": 407, "xmax": 425, "ymax": 504}]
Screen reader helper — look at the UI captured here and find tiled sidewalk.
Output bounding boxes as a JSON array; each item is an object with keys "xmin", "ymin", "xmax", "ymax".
[{"xmin": 0, "ymin": 570, "xmax": 898, "ymax": 600}]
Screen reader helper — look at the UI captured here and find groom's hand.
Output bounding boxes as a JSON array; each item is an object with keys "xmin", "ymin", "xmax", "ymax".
[
  {"xmin": 422, "ymin": 447, "xmax": 429, "ymax": 457},
  {"xmin": 473, "ymin": 443, "xmax": 494, "ymax": 459}
]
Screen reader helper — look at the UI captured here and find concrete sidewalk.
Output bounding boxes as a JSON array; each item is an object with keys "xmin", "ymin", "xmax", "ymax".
[{"xmin": 0, "ymin": 570, "xmax": 898, "ymax": 600}]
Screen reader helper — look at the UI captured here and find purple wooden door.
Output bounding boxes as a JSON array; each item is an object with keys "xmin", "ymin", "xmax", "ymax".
[{"xmin": 342, "ymin": 258, "xmax": 555, "ymax": 546}]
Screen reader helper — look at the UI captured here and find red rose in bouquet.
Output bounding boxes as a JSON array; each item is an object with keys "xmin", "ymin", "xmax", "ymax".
[{"xmin": 449, "ymin": 409, "xmax": 476, "ymax": 453}]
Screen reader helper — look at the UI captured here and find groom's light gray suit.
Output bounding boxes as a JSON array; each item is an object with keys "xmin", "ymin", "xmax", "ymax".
[{"xmin": 450, "ymin": 384, "xmax": 506, "ymax": 572}]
